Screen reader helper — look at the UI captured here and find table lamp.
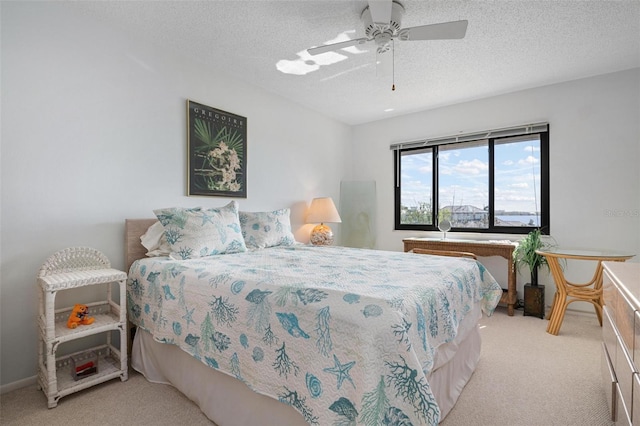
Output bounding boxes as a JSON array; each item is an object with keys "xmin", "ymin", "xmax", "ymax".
[{"xmin": 307, "ymin": 197, "xmax": 342, "ymax": 246}]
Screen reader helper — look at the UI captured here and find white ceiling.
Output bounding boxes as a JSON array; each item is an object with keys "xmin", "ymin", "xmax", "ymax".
[{"xmin": 64, "ymin": 0, "xmax": 640, "ymax": 126}]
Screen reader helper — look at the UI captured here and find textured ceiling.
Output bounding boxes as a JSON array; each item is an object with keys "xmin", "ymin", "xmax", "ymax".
[{"xmin": 64, "ymin": 0, "xmax": 640, "ymax": 125}]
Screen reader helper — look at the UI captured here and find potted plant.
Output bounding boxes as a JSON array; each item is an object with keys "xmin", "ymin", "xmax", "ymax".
[{"xmin": 513, "ymin": 229, "xmax": 550, "ymax": 287}]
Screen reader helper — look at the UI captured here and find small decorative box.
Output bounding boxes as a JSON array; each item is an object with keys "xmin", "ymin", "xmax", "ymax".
[{"xmin": 70, "ymin": 350, "xmax": 98, "ymax": 381}]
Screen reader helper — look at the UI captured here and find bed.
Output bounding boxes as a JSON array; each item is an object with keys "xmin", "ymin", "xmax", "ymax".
[{"xmin": 125, "ymin": 207, "xmax": 502, "ymax": 425}]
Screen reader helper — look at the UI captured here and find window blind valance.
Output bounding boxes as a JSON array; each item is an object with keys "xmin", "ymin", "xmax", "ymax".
[{"xmin": 389, "ymin": 122, "xmax": 549, "ymax": 151}]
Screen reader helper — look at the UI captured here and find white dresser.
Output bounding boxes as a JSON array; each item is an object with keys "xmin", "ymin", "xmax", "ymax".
[{"xmin": 602, "ymin": 261, "xmax": 640, "ymax": 424}]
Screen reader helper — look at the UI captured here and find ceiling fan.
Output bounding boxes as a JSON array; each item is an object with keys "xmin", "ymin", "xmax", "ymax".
[{"xmin": 306, "ymin": 0, "xmax": 467, "ymax": 88}]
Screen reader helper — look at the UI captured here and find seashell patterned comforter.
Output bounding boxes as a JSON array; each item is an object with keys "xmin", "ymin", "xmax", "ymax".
[{"xmin": 127, "ymin": 245, "xmax": 502, "ymax": 425}]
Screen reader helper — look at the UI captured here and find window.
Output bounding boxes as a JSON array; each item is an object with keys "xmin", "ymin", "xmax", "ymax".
[
  {"xmin": 393, "ymin": 124, "xmax": 549, "ymax": 234},
  {"xmin": 399, "ymin": 148, "xmax": 433, "ymax": 225}
]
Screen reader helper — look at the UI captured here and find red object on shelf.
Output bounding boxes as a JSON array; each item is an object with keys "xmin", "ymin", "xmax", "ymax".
[
  {"xmin": 75, "ymin": 361, "xmax": 94, "ymax": 373},
  {"xmin": 76, "ymin": 366, "xmax": 97, "ymax": 377}
]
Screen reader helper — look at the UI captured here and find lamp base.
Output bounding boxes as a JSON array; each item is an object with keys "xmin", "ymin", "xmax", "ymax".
[{"xmin": 310, "ymin": 223, "xmax": 334, "ymax": 246}]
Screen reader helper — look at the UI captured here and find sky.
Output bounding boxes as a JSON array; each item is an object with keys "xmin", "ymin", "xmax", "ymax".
[{"xmin": 401, "ymin": 136, "xmax": 541, "ymax": 214}]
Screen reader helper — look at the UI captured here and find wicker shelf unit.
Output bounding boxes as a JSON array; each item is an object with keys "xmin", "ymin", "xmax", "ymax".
[{"xmin": 37, "ymin": 247, "xmax": 128, "ymax": 408}]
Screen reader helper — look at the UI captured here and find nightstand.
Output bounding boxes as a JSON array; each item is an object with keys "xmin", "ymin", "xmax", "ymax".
[{"xmin": 37, "ymin": 247, "xmax": 128, "ymax": 408}]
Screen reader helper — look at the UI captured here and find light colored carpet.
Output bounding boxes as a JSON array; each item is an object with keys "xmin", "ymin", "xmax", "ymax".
[
  {"xmin": 442, "ymin": 307, "xmax": 613, "ymax": 426},
  {"xmin": 0, "ymin": 308, "xmax": 613, "ymax": 425}
]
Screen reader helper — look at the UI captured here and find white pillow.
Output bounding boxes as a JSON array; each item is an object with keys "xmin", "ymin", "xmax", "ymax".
[
  {"xmin": 140, "ymin": 221, "xmax": 171, "ymax": 257},
  {"xmin": 154, "ymin": 201, "xmax": 247, "ymax": 260},
  {"xmin": 239, "ymin": 208, "xmax": 296, "ymax": 249}
]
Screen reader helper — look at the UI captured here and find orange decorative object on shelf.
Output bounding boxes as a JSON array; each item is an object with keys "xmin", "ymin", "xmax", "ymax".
[{"xmin": 66, "ymin": 304, "xmax": 95, "ymax": 329}]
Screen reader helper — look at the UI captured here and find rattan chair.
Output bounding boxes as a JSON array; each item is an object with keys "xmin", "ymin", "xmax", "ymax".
[{"xmin": 411, "ymin": 248, "xmax": 477, "ymax": 260}]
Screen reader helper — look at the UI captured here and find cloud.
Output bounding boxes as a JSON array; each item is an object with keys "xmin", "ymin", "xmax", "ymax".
[
  {"xmin": 402, "ymin": 151, "xmax": 432, "ymax": 175},
  {"xmin": 510, "ymin": 182, "xmax": 529, "ymax": 188},
  {"xmin": 518, "ymin": 155, "xmax": 539, "ymax": 166},
  {"xmin": 400, "ymin": 180, "xmax": 433, "ymax": 207},
  {"xmin": 453, "ymin": 158, "xmax": 488, "ymax": 175}
]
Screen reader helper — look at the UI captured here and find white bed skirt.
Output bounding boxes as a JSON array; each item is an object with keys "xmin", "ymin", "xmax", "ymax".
[{"xmin": 132, "ymin": 305, "xmax": 482, "ymax": 425}]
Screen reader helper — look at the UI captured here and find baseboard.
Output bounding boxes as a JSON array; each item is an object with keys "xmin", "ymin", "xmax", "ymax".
[{"xmin": 1, "ymin": 375, "xmax": 37, "ymax": 394}]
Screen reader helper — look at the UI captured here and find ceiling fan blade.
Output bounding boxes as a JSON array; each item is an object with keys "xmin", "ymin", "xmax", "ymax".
[
  {"xmin": 368, "ymin": 0, "xmax": 392, "ymax": 25},
  {"xmin": 400, "ymin": 20, "xmax": 468, "ymax": 41},
  {"xmin": 307, "ymin": 37, "xmax": 369, "ymax": 56}
]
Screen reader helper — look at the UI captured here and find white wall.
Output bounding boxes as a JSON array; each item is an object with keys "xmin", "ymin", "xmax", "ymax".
[
  {"xmin": 351, "ymin": 68, "xmax": 640, "ymax": 308},
  {"xmin": 0, "ymin": 2, "xmax": 351, "ymax": 388}
]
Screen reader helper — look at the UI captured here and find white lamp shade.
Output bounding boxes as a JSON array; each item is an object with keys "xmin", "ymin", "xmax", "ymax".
[{"xmin": 306, "ymin": 197, "xmax": 342, "ymax": 224}]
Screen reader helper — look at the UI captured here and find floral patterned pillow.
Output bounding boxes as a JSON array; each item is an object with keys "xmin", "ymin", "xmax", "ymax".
[
  {"xmin": 239, "ymin": 208, "xmax": 296, "ymax": 249},
  {"xmin": 154, "ymin": 201, "xmax": 247, "ymax": 260}
]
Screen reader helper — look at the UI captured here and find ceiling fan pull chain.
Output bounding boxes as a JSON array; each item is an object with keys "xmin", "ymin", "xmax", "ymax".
[{"xmin": 392, "ymin": 39, "xmax": 396, "ymax": 91}]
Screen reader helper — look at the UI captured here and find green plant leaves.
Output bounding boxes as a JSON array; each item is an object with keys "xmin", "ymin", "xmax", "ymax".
[{"xmin": 513, "ymin": 229, "xmax": 550, "ymax": 273}]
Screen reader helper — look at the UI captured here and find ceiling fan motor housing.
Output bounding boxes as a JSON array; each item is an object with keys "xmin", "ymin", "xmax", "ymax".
[{"xmin": 361, "ymin": 1, "xmax": 405, "ymax": 52}]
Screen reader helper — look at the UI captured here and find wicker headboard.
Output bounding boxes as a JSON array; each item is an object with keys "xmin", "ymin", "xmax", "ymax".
[{"xmin": 124, "ymin": 219, "xmax": 158, "ymax": 272}]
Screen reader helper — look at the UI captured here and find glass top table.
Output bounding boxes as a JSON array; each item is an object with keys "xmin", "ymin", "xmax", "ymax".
[
  {"xmin": 536, "ymin": 247, "xmax": 635, "ymax": 259},
  {"xmin": 536, "ymin": 247, "xmax": 635, "ymax": 335}
]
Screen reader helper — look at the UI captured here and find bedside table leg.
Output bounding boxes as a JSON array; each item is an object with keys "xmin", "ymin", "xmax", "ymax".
[{"xmin": 507, "ymin": 258, "xmax": 516, "ymax": 316}]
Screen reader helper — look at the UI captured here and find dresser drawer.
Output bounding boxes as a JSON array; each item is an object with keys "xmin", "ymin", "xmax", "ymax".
[
  {"xmin": 602, "ymin": 341, "xmax": 618, "ymax": 421},
  {"xmin": 633, "ymin": 373, "xmax": 640, "ymax": 425},
  {"xmin": 635, "ymin": 312, "xmax": 640, "ymax": 364},
  {"xmin": 604, "ymin": 270, "xmax": 618, "ymax": 309},
  {"xmin": 617, "ymin": 333, "xmax": 637, "ymax": 424},
  {"xmin": 617, "ymin": 286, "xmax": 636, "ymax": 353},
  {"xmin": 621, "ymin": 392, "xmax": 632, "ymax": 426},
  {"xmin": 604, "ymin": 307, "xmax": 618, "ymax": 363}
]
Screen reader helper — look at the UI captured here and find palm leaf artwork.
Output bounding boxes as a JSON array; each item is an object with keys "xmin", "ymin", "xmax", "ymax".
[
  {"xmin": 191, "ymin": 117, "xmax": 245, "ymax": 193},
  {"xmin": 193, "ymin": 120, "xmax": 245, "ymax": 158}
]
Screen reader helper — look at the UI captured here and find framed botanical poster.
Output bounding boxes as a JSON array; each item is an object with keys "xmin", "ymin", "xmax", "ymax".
[{"xmin": 187, "ymin": 100, "xmax": 247, "ymax": 197}]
